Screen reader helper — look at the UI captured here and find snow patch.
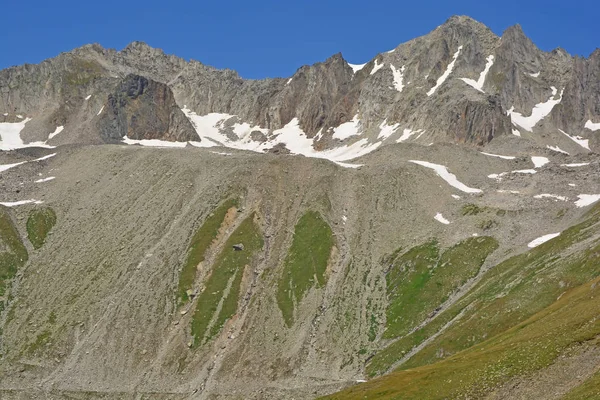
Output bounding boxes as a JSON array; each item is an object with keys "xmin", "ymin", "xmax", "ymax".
[
  {"xmin": 332, "ymin": 114, "xmax": 361, "ymax": 140},
  {"xmin": 528, "ymin": 233, "xmax": 561, "ymax": 248},
  {"xmin": 459, "ymin": 55, "xmax": 494, "ymax": 93},
  {"xmin": 122, "ymin": 137, "xmax": 188, "ymax": 148},
  {"xmin": 0, "ymin": 199, "xmax": 43, "ymax": 207},
  {"xmin": 396, "ymin": 128, "xmax": 423, "ymax": 143},
  {"xmin": 348, "ymin": 62, "xmax": 367, "ymax": 74},
  {"xmin": 0, "ymin": 161, "xmax": 27, "ymax": 173},
  {"xmin": 35, "ymin": 176, "xmax": 55, "ymax": 183},
  {"xmin": 480, "ymin": 151, "xmax": 515, "ymax": 160},
  {"xmin": 0, "ymin": 118, "xmax": 55, "ymax": 150},
  {"xmin": 97, "ymin": 106, "xmax": 104, "ymax": 116},
  {"xmin": 85, "ymin": 94, "xmax": 91, "ymax": 100},
  {"xmin": 409, "ymin": 160, "xmax": 482, "ymax": 193},
  {"xmin": 390, "ymin": 64, "xmax": 406, "ymax": 92},
  {"xmin": 512, "ymin": 129, "xmax": 521, "ymax": 137},
  {"xmin": 451, "ymin": 194, "xmax": 461, "ymax": 200},
  {"xmin": 508, "ymin": 87, "xmax": 563, "ymax": 132},
  {"xmin": 48, "ymin": 125, "xmax": 64, "ymax": 140},
  {"xmin": 434, "ymin": 213, "xmax": 450, "ymax": 225},
  {"xmin": 534, "ymin": 194, "xmax": 568, "ymax": 201},
  {"xmin": 559, "ymin": 129, "xmax": 590, "ymax": 150},
  {"xmin": 585, "ymin": 120, "xmax": 600, "ymax": 131},
  {"xmin": 546, "ymin": 145, "xmax": 569, "ymax": 155},
  {"xmin": 370, "ymin": 59, "xmax": 384, "ymax": 75},
  {"xmin": 531, "ymin": 156, "xmax": 549, "ymax": 168},
  {"xmin": 377, "ymin": 120, "xmax": 399, "ymax": 140},
  {"xmin": 575, "ymin": 194, "xmax": 600, "ymax": 208},
  {"xmin": 427, "ymin": 45, "xmax": 463, "ymax": 96},
  {"xmin": 286, "ymin": 78, "xmax": 293, "ymax": 85},
  {"xmin": 561, "ymin": 163, "xmax": 589, "ymax": 167},
  {"xmin": 529, "ymin": 71, "xmax": 541, "ymax": 78}
]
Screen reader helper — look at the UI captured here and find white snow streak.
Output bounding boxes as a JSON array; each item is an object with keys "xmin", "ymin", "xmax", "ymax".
[
  {"xmin": 559, "ymin": 129, "xmax": 590, "ymax": 150},
  {"xmin": 434, "ymin": 213, "xmax": 450, "ymax": 224},
  {"xmin": 508, "ymin": 87, "xmax": 563, "ymax": 132},
  {"xmin": 35, "ymin": 176, "xmax": 55, "ymax": 183},
  {"xmin": 0, "ymin": 199, "xmax": 43, "ymax": 207},
  {"xmin": 460, "ymin": 55, "xmax": 494, "ymax": 93},
  {"xmin": 409, "ymin": 160, "xmax": 482, "ymax": 193},
  {"xmin": 396, "ymin": 129, "xmax": 423, "ymax": 143},
  {"xmin": 534, "ymin": 194, "xmax": 568, "ymax": 201},
  {"xmin": 390, "ymin": 64, "xmax": 406, "ymax": 92},
  {"xmin": 546, "ymin": 145, "xmax": 569, "ymax": 155},
  {"xmin": 575, "ymin": 194, "xmax": 600, "ymax": 208},
  {"xmin": 370, "ymin": 59, "xmax": 384, "ymax": 75},
  {"xmin": 427, "ymin": 46, "xmax": 463, "ymax": 96},
  {"xmin": 512, "ymin": 129, "xmax": 521, "ymax": 137},
  {"xmin": 528, "ymin": 233, "xmax": 561, "ymax": 248},
  {"xmin": 561, "ymin": 163, "xmax": 589, "ymax": 167},
  {"xmin": 480, "ymin": 151, "xmax": 515, "ymax": 160},
  {"xmin": 0, "ymin": 161, "xmax": 27, "ymax": 173},
  {"xmin": 85, "ymin": 94, "xmax": 92, "ymax": 100},
  {"xmin": 122, "ymin": 137, "xmax": 188, "ymax": 148},
  {"xmin": 529, "ymin": 71, "xmax": 541, "ymax": 78},
  {"xmin": 48, "ymin": 125, "xmax": 64, "ymax": 140},
  {"xmin": 97, "ymin": 106, "xmax": 104, "ymax": 116}
]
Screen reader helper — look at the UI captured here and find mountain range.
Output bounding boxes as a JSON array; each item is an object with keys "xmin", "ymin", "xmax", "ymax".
[{"xmin": 1, "ymin": 15, "xmax": 600, "ymax": 400}]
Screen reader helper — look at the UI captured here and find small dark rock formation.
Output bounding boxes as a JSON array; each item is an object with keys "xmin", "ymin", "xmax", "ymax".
[{"xmin": 97, "ymin": 74, "xmax": 199, "ymax": 143}]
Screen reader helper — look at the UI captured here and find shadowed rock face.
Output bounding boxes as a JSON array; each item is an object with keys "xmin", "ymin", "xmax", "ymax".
[{"xmin": 97, "ymin": 74, "xmax": 199, "ymax": 142}]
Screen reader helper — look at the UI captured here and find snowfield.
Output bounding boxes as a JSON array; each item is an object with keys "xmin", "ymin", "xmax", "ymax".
[
  {"xmin": 427, "ymin": 46, "xmax": 463, "ymax": 96},
  {"xmin": 460, "ymin": 55, "xmax": 494, "ymax": 93},
  {"xmin": 508, "ymin": 87, "xmax": 563, "ymax": 132},
  {"xmin": 528, "ymin": 233, "xmax": 561, "ymax": 248},
  {"xmin": 409, "ymin": 160, "xmax": 482, "ymax": 193}
]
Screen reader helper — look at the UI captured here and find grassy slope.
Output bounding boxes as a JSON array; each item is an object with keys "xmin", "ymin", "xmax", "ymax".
[
  {"xmin": 324, "ymin": 274, "xmax": 600, "ymax": 400},
  {"xmin": 384, "ymin": 237, "xmax": 498, "ymax": 339},
  {"xmin": 0, "ymin": 210, "xmax": 28, "ymax": 297},
  {"xmin": 369, "ymin": 236, "xmax": 498, "ymax": 375},
  {"xmin": 177, "ymin": 199, "xmax": 237, "ymax": 306},
  {"xmin": 191, "ymin": 213, "xmax": 263, "ymax": 346},
  {"xmin": 276, "ymin": 211, "xmax": 334, "ymax": 327},
  {"xmin": 26, "ymin": 207, "xmax": 57, "ymax": 249},
  {"xmin": 325, "ymin": 204, "xmax": 600, "ymax": 398}
]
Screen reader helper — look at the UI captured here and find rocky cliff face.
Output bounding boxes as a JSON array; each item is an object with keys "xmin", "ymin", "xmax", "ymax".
[
  {"xmin": 97, "ymin": 74, "xmax": 198, "ymax": 142},
  {"xmin": 0, "ymin": 15, "xmax": 598, "ymax": 156}
]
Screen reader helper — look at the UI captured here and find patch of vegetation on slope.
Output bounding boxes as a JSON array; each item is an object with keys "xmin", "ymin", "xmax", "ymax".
[
  {"xmin": 0, "ymin": 210, "xmax": 28, "ymax": 297},
  {"xmin": 562, "ymin": 370, "xmax": 600, "ymax": 399},
  {"xmin": 26, "ymin": 207, "xmax": 57, "ymax": 249},
  {"xmin": 384, "ymin": 236, "xmax": 498, "ymax": 339},
  {"xmin": 276, "ymin": 211, "xmax": 334, "ymax": 327},
  {"xmin": 362, "ymin": 203, "xmax": 600, "ymax": 384},
  {"xmin": 191, "ymin": 213, "xmax": 263, "ymax": 346},
  {"xmin": 177, "ymin": 199, "xmax": 238, "ymax": 306},
  {"xmin": 323, "ymin": 274, "xmax": 600, "ymax": 400}
]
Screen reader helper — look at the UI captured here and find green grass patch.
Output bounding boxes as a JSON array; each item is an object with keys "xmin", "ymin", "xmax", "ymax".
[
  {"xmin": 384, "ymin": 237, "xmax": 498, "ymax": 339},
  {"xmin": 191, "ymin": 213, "xmax": 263, "ymax": 346},
  {"xmin": 276, "ymin": 211, "xmax": 334, "ymax": 327},
  {"xmin": 323, "ymin": 275, "xmax": 600, "ymax": 400},
  {"xmin": 177, "ymin": 199, "xmax": 238, "ymax": 306},
  {"xmin": 461, "ymin": 203, "xmax": 485, "ymax": 216},
  {"xmin": 0, "ymin": 210, "xmax": 28, "ymax": 296},
  {"xmin": 26, "ymin": 207, "xmax": 57, "ymax": 249}
]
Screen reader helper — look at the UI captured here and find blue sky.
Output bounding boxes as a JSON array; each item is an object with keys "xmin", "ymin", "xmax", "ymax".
[{"xmin": 2, "ymin": 0, "xmax": 598, "ymax": 79}]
